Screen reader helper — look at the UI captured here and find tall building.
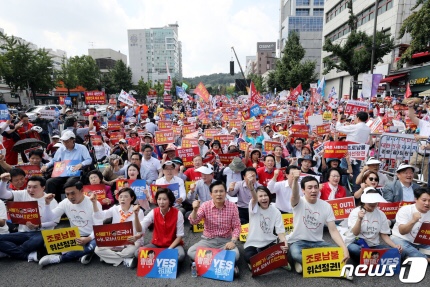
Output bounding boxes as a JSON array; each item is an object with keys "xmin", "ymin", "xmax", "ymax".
[
  {"xmin": 88, "ymin": 48, "xmax": 127, "ymax": 73},
  {"xmin": 256, "ymin": 42, "xmax": 276, "ymax": 75},
  {"xmin": 245, "ymin": 56, "xmax": 257, "ymax": 77},
  {"xmin": 46, "ymin": 49, "xmax": 67, "ymax": 71},
  {"xmin": 279, "ymin": 0, "xmax": 324, "ymax": 74},
  {"xmin": 321, "ymin": 0, "xmax": 417, "ymax": 97},
  {"xmin": 128, "ymin": 23, "xmax": 182, "ymax": 85}
]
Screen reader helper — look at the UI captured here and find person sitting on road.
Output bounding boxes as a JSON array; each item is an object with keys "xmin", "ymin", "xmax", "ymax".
[
  {"xmin": 319, "ymin": 168, "xmax": 347, "ymax": 200},
  {"xmin": 382, "ymin": 163, "xmax": 420, "ymax": 203},
  {"xmin": 267, "ymin": 165, "xmax": 301, "ymax": 214}
]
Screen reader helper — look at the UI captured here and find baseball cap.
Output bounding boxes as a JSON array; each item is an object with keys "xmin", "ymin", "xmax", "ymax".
[
  {"xmin": 60, "ymin": 130, "xmax": 75, "ymax": 141},
  {"xmin": 162, "ymin": 160, "xmax": 176, "ymax": 169},
  {"xmin": 366, "ymin": 157, "xmax": 381, "ymax": 165},
  {"xmin": 196, "ymin": 164, "xmax": 214, "ymax": 175},
  {"xmin": 119, "ymin": 139, "xmax": 127, "ymax": 144},
  {"xmin": 52, "ymin": 135, "xmax": 60, "ymax": 139}
]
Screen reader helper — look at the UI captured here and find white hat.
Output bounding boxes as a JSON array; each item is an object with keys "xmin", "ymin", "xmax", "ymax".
[
  {"xmin": 230, "ymin": 128, "xmax": 238, "ymax": 134},
  {"xmin": 361, "ymin": 187, "xmax": 387, "ymax": 203},
  {"xmin": 53, "ymin": 142, "xmax": 63, "ymax": 148},
  {"xmin": 366, "ymin": 157, "xmax": 381, "ymax": 165},
  {"xmin": 119, "ymin": 139, "xmax": 127, "ymax": 144},
  {"xmin": 100, "ymin": 125, "xmax": 107, "ymax": 129},
  {"xmin": 272, "ymin": 133, "xmax": 281, "ymax": 139},
  {"xmin": 396, "ymin": 163, "xmax": 418, "ymax": 173},
  {"xmin": 196, "ymin": 164, "xmax": 214, "ymax": 175},
  {"xmin": 228, "ymin": 141, "xmax": 237, "ymax": 147},
  {"xmin": 60, "ymin": 130, "xmax": 76, "ymax": 141},
  {"xmin": 162, "ymin": 160, "xmax": 176, "ymax": 169},
  {"xmin": 198, "ymin": 136, "xmax": 206, "ymax": 141},
  {"xmin": 144, "ymin": 133, "xmax": 153, "ymax": 138},
  {"xmin": 145, "ymin": 118, "xmax": 150, "ymax": 123},
  {"xmin": 52, "ymin": 135, "xmax": 60, "ymax": 139}
]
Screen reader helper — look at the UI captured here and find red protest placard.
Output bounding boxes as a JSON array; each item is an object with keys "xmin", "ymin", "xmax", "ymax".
[
  {"xmin": 399, "ymin": 201, "xmax": 415, "ymax": 207},
  {"xmin": 91, "ymin": 135, "xmax": 103, "ymax": 146},
  {"xmin": 82, "ymin": 184, "xmax": 106, "ymax": 203},
  {"xmin": 158, "ymin": 120, "xmax": 172, "ymax": 130},
  {"xmin": 181, "ymin": 138, "xmax": 198, "ymax": 148},
  {"xmin": 108, "ymin": 121, "xmax": 122, "ymax": 131},
  {"xmin": 326, "ymin": 197, "xmax": 355, "ymax": 220},
  {"xmin": 264, "ymin": 140, "xmax": 281, "ymax": 152},
  {"xmin": 93, "ymin": 222, "xmax": 133, "ymax": 247},
  {"xmin": 250, "ymin": 242, "xmax": 288, "ymax": 277},
  {"xmin": 229, "ymin": 119, "xmax": 242, "ymax": 129},
  {"xmin": 290, "ymin": 125, "xmax": 309, "ymax": 138},
  {"xmin": 172, "ymin": 125, "xmax": 182, "ymax": 136},
  {"xmin": 155, "ymin": 130, "xmax": 175, "ymax": 145},
  {"xmin": 6, "ymin": 201, "xmax": 41, "ymax": 225},
  {"xmin": 378, "ymin": 202, "xmax": 400, "ymax": 220},
  {"xmin": 15, "ymin": 164, "xmax": 42, "ymax": 180},
  {"xmin": 175, "ymin": 147, "xmax": 199, "ymax": 168},
  {"xmin": 242, "ymin": 109, "xmax": 251, "ymax": 120},
  {"xmin": 316, "ymin": 124, "xmax": 330, "ymax": 136},
  {"xmin": 110, "ymin": 132, "xmax": 124, "ymax": 145},
  {"xmin": 182, "ymin": 125, "xmax": 196, "ymax": 135},
  {"xmin": 344, "ymin": 100, "xmax": 368, "ymax": 115},
  {"xmin": 213, "ymin": 135, "xmax": 234, "ymax": 147},
  {"xmin": 85, "ymin": 91, "xmax": 106, "ymax": 104},
  {"xmin": 323, "ymin": 141, "xmax": 349, "ymax": 159},
  {"xmin": 218, "ymin": 152, "xmax": 240, "ymax": 165},
  {"xmin": 239, "ymin": 142, "xmax": 249, "ymax": 152},
  {"xmin": 246, "ymin": 121, "xmax": 260, "ymax": 132},
  {"xmin": 203, "ymin": 129, "xmax": 219, "ymax": 139},
  {"xmin": 414, "ymin": 223, "xmax": 430, "ymax": 245}
]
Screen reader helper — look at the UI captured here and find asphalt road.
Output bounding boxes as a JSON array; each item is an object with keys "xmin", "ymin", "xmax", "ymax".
[{"xmin": 1, "ymin": 220, "xmax": 429, "ymax": 287}]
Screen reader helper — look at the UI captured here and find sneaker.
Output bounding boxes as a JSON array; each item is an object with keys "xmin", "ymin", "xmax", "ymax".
[
  {"xmin": 234, "ymin": 266, "xmax": 240, "ymax": 278},
  {"xmin": 345, "ymin": 273, "xmax": 353, "ymax": 281},
  {"xmin": 281, "ymin": 263, "xmax": 292, "ymax": 271},
  {"xmin": 39, "ymin": 255, "xmax": 61, "ymax": 267},
  {"xmin": 0, "ymin": 251, "xmax": 9, "ymax": 258},
  {"xmin": 127, "ymin": 257, "xmax": 137, "ymax": 268},
  {"xmin": 28, "ymin": 251, "xmax": 39, "ymax": 262},
  {"xmin": 80, "ymin": 253, "xmax": 94, "ymax": 265},
  {"xmin": 294, "ymin": 262, "xmax": 302, "ymax": 274}
]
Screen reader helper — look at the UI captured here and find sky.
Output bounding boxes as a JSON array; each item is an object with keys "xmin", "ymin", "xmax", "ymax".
[{"xmin": 0, "ymin": 0, "xmax": 279, "ymax": 78}]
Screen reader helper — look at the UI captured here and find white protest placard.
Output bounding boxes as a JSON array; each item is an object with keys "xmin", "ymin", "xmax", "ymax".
[
  {"xmin": 308, "ymin": 115, "xmax": 323, "ymax": 126},
  {"xmin": 39, "ymin": 109, "xmax": 58, "ymax": 120},
  {"xmin": 392, "ymin": 120, "xmax": 406, "ymax": 131},
  {"xmin": 313, "ymin": 144, "xmax": 324, "ymax": 156},
  {"xmin": 118, "ymin": 90, "xmax": 136, "ymax": 106},
  {"xmin": 378, "ymin": 133, "xmax": 418, "ymax": 160},
  {"xmin": 347, "ymin": 144, "xmax": 369, "ymax": 161}
]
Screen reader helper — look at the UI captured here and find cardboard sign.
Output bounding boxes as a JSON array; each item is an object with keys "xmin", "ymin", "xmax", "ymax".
[
  {"xmin": 181, "ymin": 138, "xmax": 198, "ymax": 148},
  {"xmin": 158, "ymin": 120, "xmax": 172, "ymax": 130},
  {"xmin": 51, "ymin": 160, "xmax": 82, "ymax": 177},
  {"xmin": 182, "ymin": 125, "xmax": 196, "ymax": 135},
  {"xmin": 118, "ymin": 90, "xmax": 136, "ymax": 106},
  {"xmin": 85, "ymin": 91, "xmax": 106, "ymax": 104},
  {"xmin": 229, "ymin": 119, "xmax": 242, "ymax": 129},
  {"xmin": 250, "ymin": 243, "xmax": 288, "ymax": 277},
  {"xmin": 15, "ymin": 164, "xmax": 42, "ymax": 180},
  {"xmin": 108, "ymin": 121, "xmax": 122, "ymax": 131},
  {"xmin": 218, "ymin": 152, "xmax": 240, "ymax": 165},
  {"xmin": 290, "ymin": 125, "xmax": 309, "ymax": 138},
  {"xmin": 326, "ymin": 197, "xmax": 355, "ymax": 220},
  {"xmin": 414, "ymin": 222, "xmax": 430, "ymax": 245},
  {"xmin": 42, "ymin": 227, "xmax": 83, "ymax": 254},
  {"xmin": 176, "ymin": 147, "xmax": 199, "ymax": 168},
  {"xmin": 195, "ymin": 248, "xmax": 235, "ymax": 281},
  {"xmin": 282, "ymin": 213, "xmax": 294, "ymax": 233},
  {"xmin": 307, "ymin": 115, "xmax": 323, "ymax": 126},
  {"xmin": 213, "ymin": 135, "xmax": 234, "ymax": 147},
  {"xmin": 150, "ymin": 183, "xmax": 180, "ymax": 199},
  {"xmin": 323, "ymin": 141, "xmax": 349, "ymax": 159},
  {"xmin": 264, "ymin": 140, "xmax": 281, "ymax": 152},
  {"xmin": 359, "ymin": 248, "xmax": 401, "ymax": 274},
  {"xmin": 239, "ymin": 223, "xmax": 249, "ymax": 242},
  {"xmin": 137, "ymin": 248, "xmax": 179, "ymax": 278},
  {"xmin": 316, "ymin": 124, "xmax": 330, "ymax": 136},
  {"xmin": 345, "ymin": 100, "xmax": 368, "ymax": 114},
  {"xmin": 302, "ymin": 247, "xmax": 344, "ymax": 278},
  {"xmin": 82, "ymin": 184, "xmax": 106, "ymax": 203},
  {"xmin": 347, "ymin": 143, "xmax": 369, "ymax": 161},
  {"xmin": 110, "ymin": 132, "xmax": 124, "ymax": 145},
  {"xmin": 6, "ymin": 201, "xmax": 41, "ymax": 225},
  {"xmin": 93, "ymin": 222, "xmax": 133, "ymax": 247},
  {"xmin": 377, "ymin": 202, "xmax": 400, "ymax": 220},
  {"xmin": 193, "ymin": 219, "xmax": 205, "ymax": 233},
  {"xmin": 155, "ymin": 130, "xmax": 175, "ymax": 145},
  {"xmin": 203, "ymin": 129, "xmax": 219, "ymax": 139}
]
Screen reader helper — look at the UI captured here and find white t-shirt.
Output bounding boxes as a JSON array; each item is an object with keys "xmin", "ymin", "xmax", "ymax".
[
  {"xmin": 244, "ymin": 201, "xmax": 285, "ymax": 249},
  {"xmin": 0, "ymin": 200, "xmax": 9, "ymax": 234},
  {"xmin": 223, "ymin": 167, "xmax": 242, "ymax": 189},
  {"xmin": 51, "ymin": 196, "xmax": 102, "ymax": 237},
  {"xmin": 267, "ymin": 180, "xmax": 303, "ymax": 213},
  {"xmin": 288, "ymin": 197, "xmax": 336, "ymax": 243},
  {"xmin": 141, "ymin": 157, "xmax": 161, "ymax": 183},
  {"xmin": 392, "ymin": 204, "xmax": 430, "ymax": 242},
  {"xmin": 345, "ymin": 207, "xmax": 391, "ymax": 246},
  {"xmin": 93, "ymin": 205, "xmax": 144, "ymax": 235},
  {"xmin": 12, "ymin": 190, "xmax": 58, "ymax": 233}
]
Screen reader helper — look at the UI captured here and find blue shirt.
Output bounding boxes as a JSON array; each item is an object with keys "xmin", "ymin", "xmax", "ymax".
[{"xmin": 46, "ymin": 143, "xmax": 92, "ymax": 168}]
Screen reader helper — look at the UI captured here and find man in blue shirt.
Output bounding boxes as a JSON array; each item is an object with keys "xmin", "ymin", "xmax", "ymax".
[{"xmin": 41, "ymin": 130, "xmax": 93, "ymax": 202}]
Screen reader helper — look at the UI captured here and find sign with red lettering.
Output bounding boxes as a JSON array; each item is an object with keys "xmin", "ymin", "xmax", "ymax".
[
  {"xmin": 264, "ymin": 140, "xmax": 281, "ymax": 152},
  {"xmin": 15, "ymin": 164, "xmax": 42, "ymax": 180},
  {"xmin": 108, "ymin": 121, "xmax": 122, "ymax": 131},
  {"xmin": 172, "ymin": 125, "xmax": 182, "ymax": 136},
  {"xmin": 323, "ymin": 141, "xmax": 349, "ymax": 159},
  {"xmin": 110, "ymin": 132, "xmax": 124, "ymax": 145},
  {"xmin": 182, "ymin": 125, "xmax": 196, "ymax": 135},
  {"xmin": 239, "ymin": 142, "xmax": 249, "ymax": 152},
  {"xmin": 229, "ymin": 120, "xmax": 242, "ymax": 129},
  {"xmin": 250, "ymin": 243, "xmax": 288, "ymax": 277},
  {"xmin": 85, "ymin": 91, "xmax": 106, "ymax": 104},
  {"xmin": 91, "ymin": 135, "xmax": 103, "ymax": 146},
  {"xmin": 344, "ymin": 100, "xmax": 368, "ymax": 114},
  {"xmin": 316, "ymin": 124, "xmax": 330, "ymax": 136},
  {"xmin": 246, "ymin": 121, "xmax": 260, "ymax": 133},
  {"xmin": 6, "ymin": 201, "xmax": 41, "ymax": 225},
  {"xmin": 158, "ymin": 120, "xmax": 172, "ymax": 130},
  {"xmin": 326, "ymin": 197, "xmax": 355, "ymax": 220},
  {"xmin": 213, "ymin": 135, "xmax": 234, "ymax": 147},
  {"xmin": 414, "ymin": 222, "xmax": 430, "ymax": 245},
  {"xmin": 218, "ymin": 152, "xmax": 240, "ymax": 165},
  {"xmin": 378, "ymin": 202, "xmax": 400, "ymax": 220},
  {"xmin": 203, "ymin": 129, "xmax": 219, "ymax": 139},
  {"xmin": 181, "ymin": 138, "xmax": 198, "ymax": 148},
  {"xmin": 175, "ymin": 147, "xmax": 199, "ymax": 168},
  {"xmin": 290, "ymin": 125, "xmax": 309, "ymax": 138},
  {"xmin": 93, "ymin": 222, "xmax": 133, "ymax": 247},
  {"xmin": 82, "ymin": 184, "xmax": 106, "ymax": 203},
  {"xmin": 155, "ymin": 130, "xmax": 175, "ymax": 145}
]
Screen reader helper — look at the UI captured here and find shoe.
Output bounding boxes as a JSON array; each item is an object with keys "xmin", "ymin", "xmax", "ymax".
[
  {"xmin": 80, "ymin": 253, "xmax": 94, "ymax": 265},
  {"xmin": 247, "ymin": 263, "xmax": 252, "ymax": 271},
  {"xmin": 234, "ymin": 266, "xmax": 240, "ymax": 278},
  {"xmin": 27, "ymin": 251, "xmax": 39, "ymax": 262},
  {"xmin": 39, "ymin": 255, "xmax": 61, "ymax": 267},
  {"xmin": 127, "ymin": 257, "xmax": 137, "ymax": 268},
  {"xmin": 0, "ymin": 251, "xmax": 9, "ymax": 258},
  {"xmin": 294, "ymin": 262, "xmax": 302, "ymax": 273},
  {"xmin": 345, "ymin": 273, "xmax": 353, "ymax": 281},
  {"xmin": 281, "ymin": 263, "xmax": 291, "ymax": 271}
]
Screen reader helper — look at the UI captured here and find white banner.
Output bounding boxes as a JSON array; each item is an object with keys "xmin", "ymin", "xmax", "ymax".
[
  {"xmin": 378, "ymin": 134, "xmax": 418, "ymax": 159},
  {"xmin": 118, "ymin": 90, "xmax": 136, "ymax": 106},
  {"xmin": 39, "ymin": 109, "xmax": 58, "ymax": 120}
]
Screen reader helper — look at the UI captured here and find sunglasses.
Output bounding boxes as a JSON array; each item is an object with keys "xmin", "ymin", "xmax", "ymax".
[{"xmin": 368, "ymin": 177, "xmax": 379, "ymax": 182}]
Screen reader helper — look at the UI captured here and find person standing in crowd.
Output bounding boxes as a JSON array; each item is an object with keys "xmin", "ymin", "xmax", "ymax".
[
  {"xmin": 155, "ymin": 161, "xmax": 186, "ymax": 214},
  {"xmin": 141, "ymin": 144, "xmax": 162, "ymax": 184},
  {"xmin": 32, "ymin": 112, "xmax": 51, "ymax": 145}
]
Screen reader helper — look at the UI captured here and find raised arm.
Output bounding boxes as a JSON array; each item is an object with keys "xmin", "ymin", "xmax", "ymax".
[{"xmin": 290, "ymin": 169, "xmax": 301, "ymax": 207}]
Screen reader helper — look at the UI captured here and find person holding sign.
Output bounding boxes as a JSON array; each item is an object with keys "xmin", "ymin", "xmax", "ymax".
[
  {"xmin": 288, "ymin": 171, "xmax": 350, "ymax": 274},
  {"xmin": 187, "ymin": 164, "xmax": 216, "ymax": 204},
  {"xmin": 267, "ymin": 165, "xmax": 301, "ymax": 214},
  {"xmin": 390, "ymin": 188, "xmax": 430, "ymax": 262},
  {"xmin": 256, "ymin": 155, "xmax": 284, "ymax": 187},
  {"xmin": 188, "ymin": 180, "xmax": 241, "ymax": 276},
  {"xmin": 135, "ymin": 187, "xmax": 185, "ymax": 262},
  {"xmin": 39, "ymin": 178, "xmax": 102, "ymax": 267},
  {"xmin": 155, "ymin": 161, "xmax": 186, "ymax": 214},
  {"xmin": 0, "ymin": 176, "xmax": 58, "ymax": 262},
  {"xmin": 345, "ymin": 187, "xmax": 402, "ymax": 262},
  {"xmin": 86, "ymin": 170, "xmax": 114, "ymax": 210},
  {"xmin": 244, "ymin": 185, "xmax": 288, "ymax": 269},
  {"xmin": 91, "ymin": 188, "xmax": 144, "ymax": 267}
]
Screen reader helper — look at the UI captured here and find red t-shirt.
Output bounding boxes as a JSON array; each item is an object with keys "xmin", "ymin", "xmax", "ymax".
[
  {"xmin": 246, "ymin": 159, "xmax": 264, "ymax": 168},
  {"xmin": 184, "ymin": 168, "xmax": 202, "ymax": 181},
  {"xmin": 256, "ymin": 167, "xmax": 284, "ymax": 187}
]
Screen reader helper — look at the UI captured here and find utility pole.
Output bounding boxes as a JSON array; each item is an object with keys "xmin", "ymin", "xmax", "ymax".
[{"xmin": 370, "ymin": 0, "xmax": 380, "ymax": 74}]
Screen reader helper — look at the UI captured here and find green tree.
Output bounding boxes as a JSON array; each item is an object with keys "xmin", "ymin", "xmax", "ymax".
[
  {"xmin": 28, "ymin": 48, "xmax": 55, "ymax": 100},
  {"xmin": 322, "ymin": 1, "xmax": 394, "ymax": 99},
  {"xmin": 111, "ymin": 60, "xmax": 132, "ymax": 92},
  {"xmin": 397, "ymin": 0, "xmax": 430, "ymax": 66},
  {"xmin": 74, "ymin": 55, "xmax": 100, "ymax": 91},
  {"xmin": 226, "ymin": 86, "xmax": 235, "ymax": 95},
  {"xmin": 99, "ymin": 72, "xmax": 115, "ymax": 95},
  {"xmin": 247, "ymin": 73, "xmax": 264, "ymax": 92},
  {"xmin": 135, "ymin": 77, "xmax": 149, "ymax": 103},
  {"xmin": 266, "ymin": 71, "xmax": 282, "ymax": 93},
  {"xmin": 56, "ymin": 56, "xmax": 79, "ymax": 96}
]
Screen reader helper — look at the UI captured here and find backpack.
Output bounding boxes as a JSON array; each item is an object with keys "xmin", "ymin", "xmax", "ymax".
[{"xmin": 72, "ymin": 128, "xmax": 85, "ymax": 144}]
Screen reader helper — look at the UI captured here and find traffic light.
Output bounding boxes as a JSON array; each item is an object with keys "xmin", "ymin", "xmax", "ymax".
[{"xmin": 230, "ymin": 61, "xmax": 234, "ymax": 75}]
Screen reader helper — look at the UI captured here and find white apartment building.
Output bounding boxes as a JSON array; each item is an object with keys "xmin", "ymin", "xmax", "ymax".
[
  {"xmin": 128, "ymin": 23, "xmax": 182, "ymax": 85},
  {"xmin": 321, "ymin": 0, "xmax": 416, "ymax": 97},
  {"xmin": 245, "ymin": 56, "xmax": 257, "ymax": 77}
]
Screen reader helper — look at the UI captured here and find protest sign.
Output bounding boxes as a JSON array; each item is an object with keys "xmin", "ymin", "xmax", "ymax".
[
  {"xmin": 250, "ymin": 243, "xmax": 288, "ymax": 277},
  {"xmin": 246, "ymin": 121, "xmax": 261, "ymax": 135},
  {"xmin": 109, "ymin": 132, "xmax": 124, "ymax": 145},
  {"xmin": 39, "ymin": 109, "xmax": 58, "ymax": 120},
  {"xmin": 182, "ymin": 125, "xmax": 196, "ymax": 135},
  {"xmin": 302, "ymin": 247, "xmax": 344, "ymax": 278},
  {"xmin": 290, "ymin": 125, "xmax": 309, "ymax": 138},
  {"xmin": 0, "ymin": 104, "xmax": 10, "ymax": 122},
  {"xmin": 85, "ymin": 91, "xmax": 106, "ymax": 104},
  {"xmin": 323, "ymin": 141, "xmax": 349, "ymax": 159},
  {"xmin": 195, "ymin": 248, "xmax": 235, "ymax": 281},
  {"xmin": 307, "ymin": 115, "xmax": 323, "ymax": 126},
  {"xmin": 313, "ymin": 144, "xmax": 324, "ymax": 157},
  {"xmin": 316, "ymin": 124, "xmax": 330, "ymax": 136},
  {"xmin": 239, "ymin": 142, "xmax": 249, "ymax": 152},
  {"xmin": 42, "ymin": 227, "xmax": 83, "ymax": 254},
  {"xmin": 6, "ymin": 201, "xmax": 41, "ymax": 225},
  {"xmin": 378, "ymin": 134, "xmax": 417, "ymax": 160},
  {"xmin": 181, "ymin": 138, "xmax": 198, "ymax": 148},
  {"xmin": 150, "ymin": 183, "xmax": 180, "ymax": 199},
  {"xmin": 250, "ymin": 104, "xmax": 262, "ymax": 118},
  {"xmin": 377, "ymin": 202, "xmax": 399, "ymax": 220},
  {"xmin": 264, "ymin": 140, "xmax": 281, "ymax": 152},
  {"xmin": 15, "ymin": 164, "xmax": 42, "ymax": 180},
  {"xmin": 176, "ymin": 147, "xmax": 199, "ymax": 168},
  {"xmin": 90, "ymin": 135, "xmax": 103, "ymax": 146},
  {"xmin": 93, "ymin": 222, "xmax": 133, "ymax": 247},
  {"xmin": 155, "ymin": 130, "xmax": 175, "ymax": 145},
  {"xmin": 344, "ymin": 100, "xmax": 368, "ymax": 114},
  {"xmin": 414, "ymin": 222, "xmax": 430, "ymax": 245},
  {"xmin": 158, "ymin": 120, "xmax": 172, "ymax": 130},
  {"xmin": 137, "ymin": 248, "xmax": 178, "ymax": 279},
  {"xmin": 218, "ymin": 152, "xmax": 240, "ymax": 165},
  {"xmin": 204, "ymin": 129, "xmax": 219, "ymax": 139},
  {"xmin": 229, "ymin": 119, "xmax": 242, "ymax": 129},
  {"xmin": 282, "ymin": 213, "xmax": 294, "ymax": 233},
  {"xmin": 326, "ymin": 197, "xmax": 355, "ymax": 220},
  {"xmin": 348, "ymin": 143, "xmax": 369, "ymax": 160},
  {"xmin": 359, "ymin": 248, "xmax": 401, "ymax": 274},
  {"xmin": 239, "ymin": 224, "xmax": 249, "ymax": 242},
  {"xmin": 82, "ymin": 184, "xmax": 106, "ymax": 203},
  {"xmin": 51, "ymin": 160, "xmax": 82, "ymax": 177},
  {"xmin": 213, "ymin": 135, "xmax": 234, "ymax": 147},
  {"xmin": 172, "ymin": 125, "xmax": 182, "ymax": 136},
  {"xmin": 118, "ymin": 90, "xmax": 136, "ymax": 106},
  {"xmin": 193, "ymin": 219, "xmax": 205, "ymax": 233},
  {"xmin": 108, "ymin": 121, "xmax": 122, "ymax": 131}
]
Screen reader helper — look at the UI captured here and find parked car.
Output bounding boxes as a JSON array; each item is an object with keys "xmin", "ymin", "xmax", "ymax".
[{"xmin": 25, "ymin": 105, "xmax": 60, "ymax": 122}]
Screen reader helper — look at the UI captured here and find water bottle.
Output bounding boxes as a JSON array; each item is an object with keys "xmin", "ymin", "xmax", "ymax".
[{"xmin": 191, "ymin": 262, "xmax": 197, "ymax": 278}]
